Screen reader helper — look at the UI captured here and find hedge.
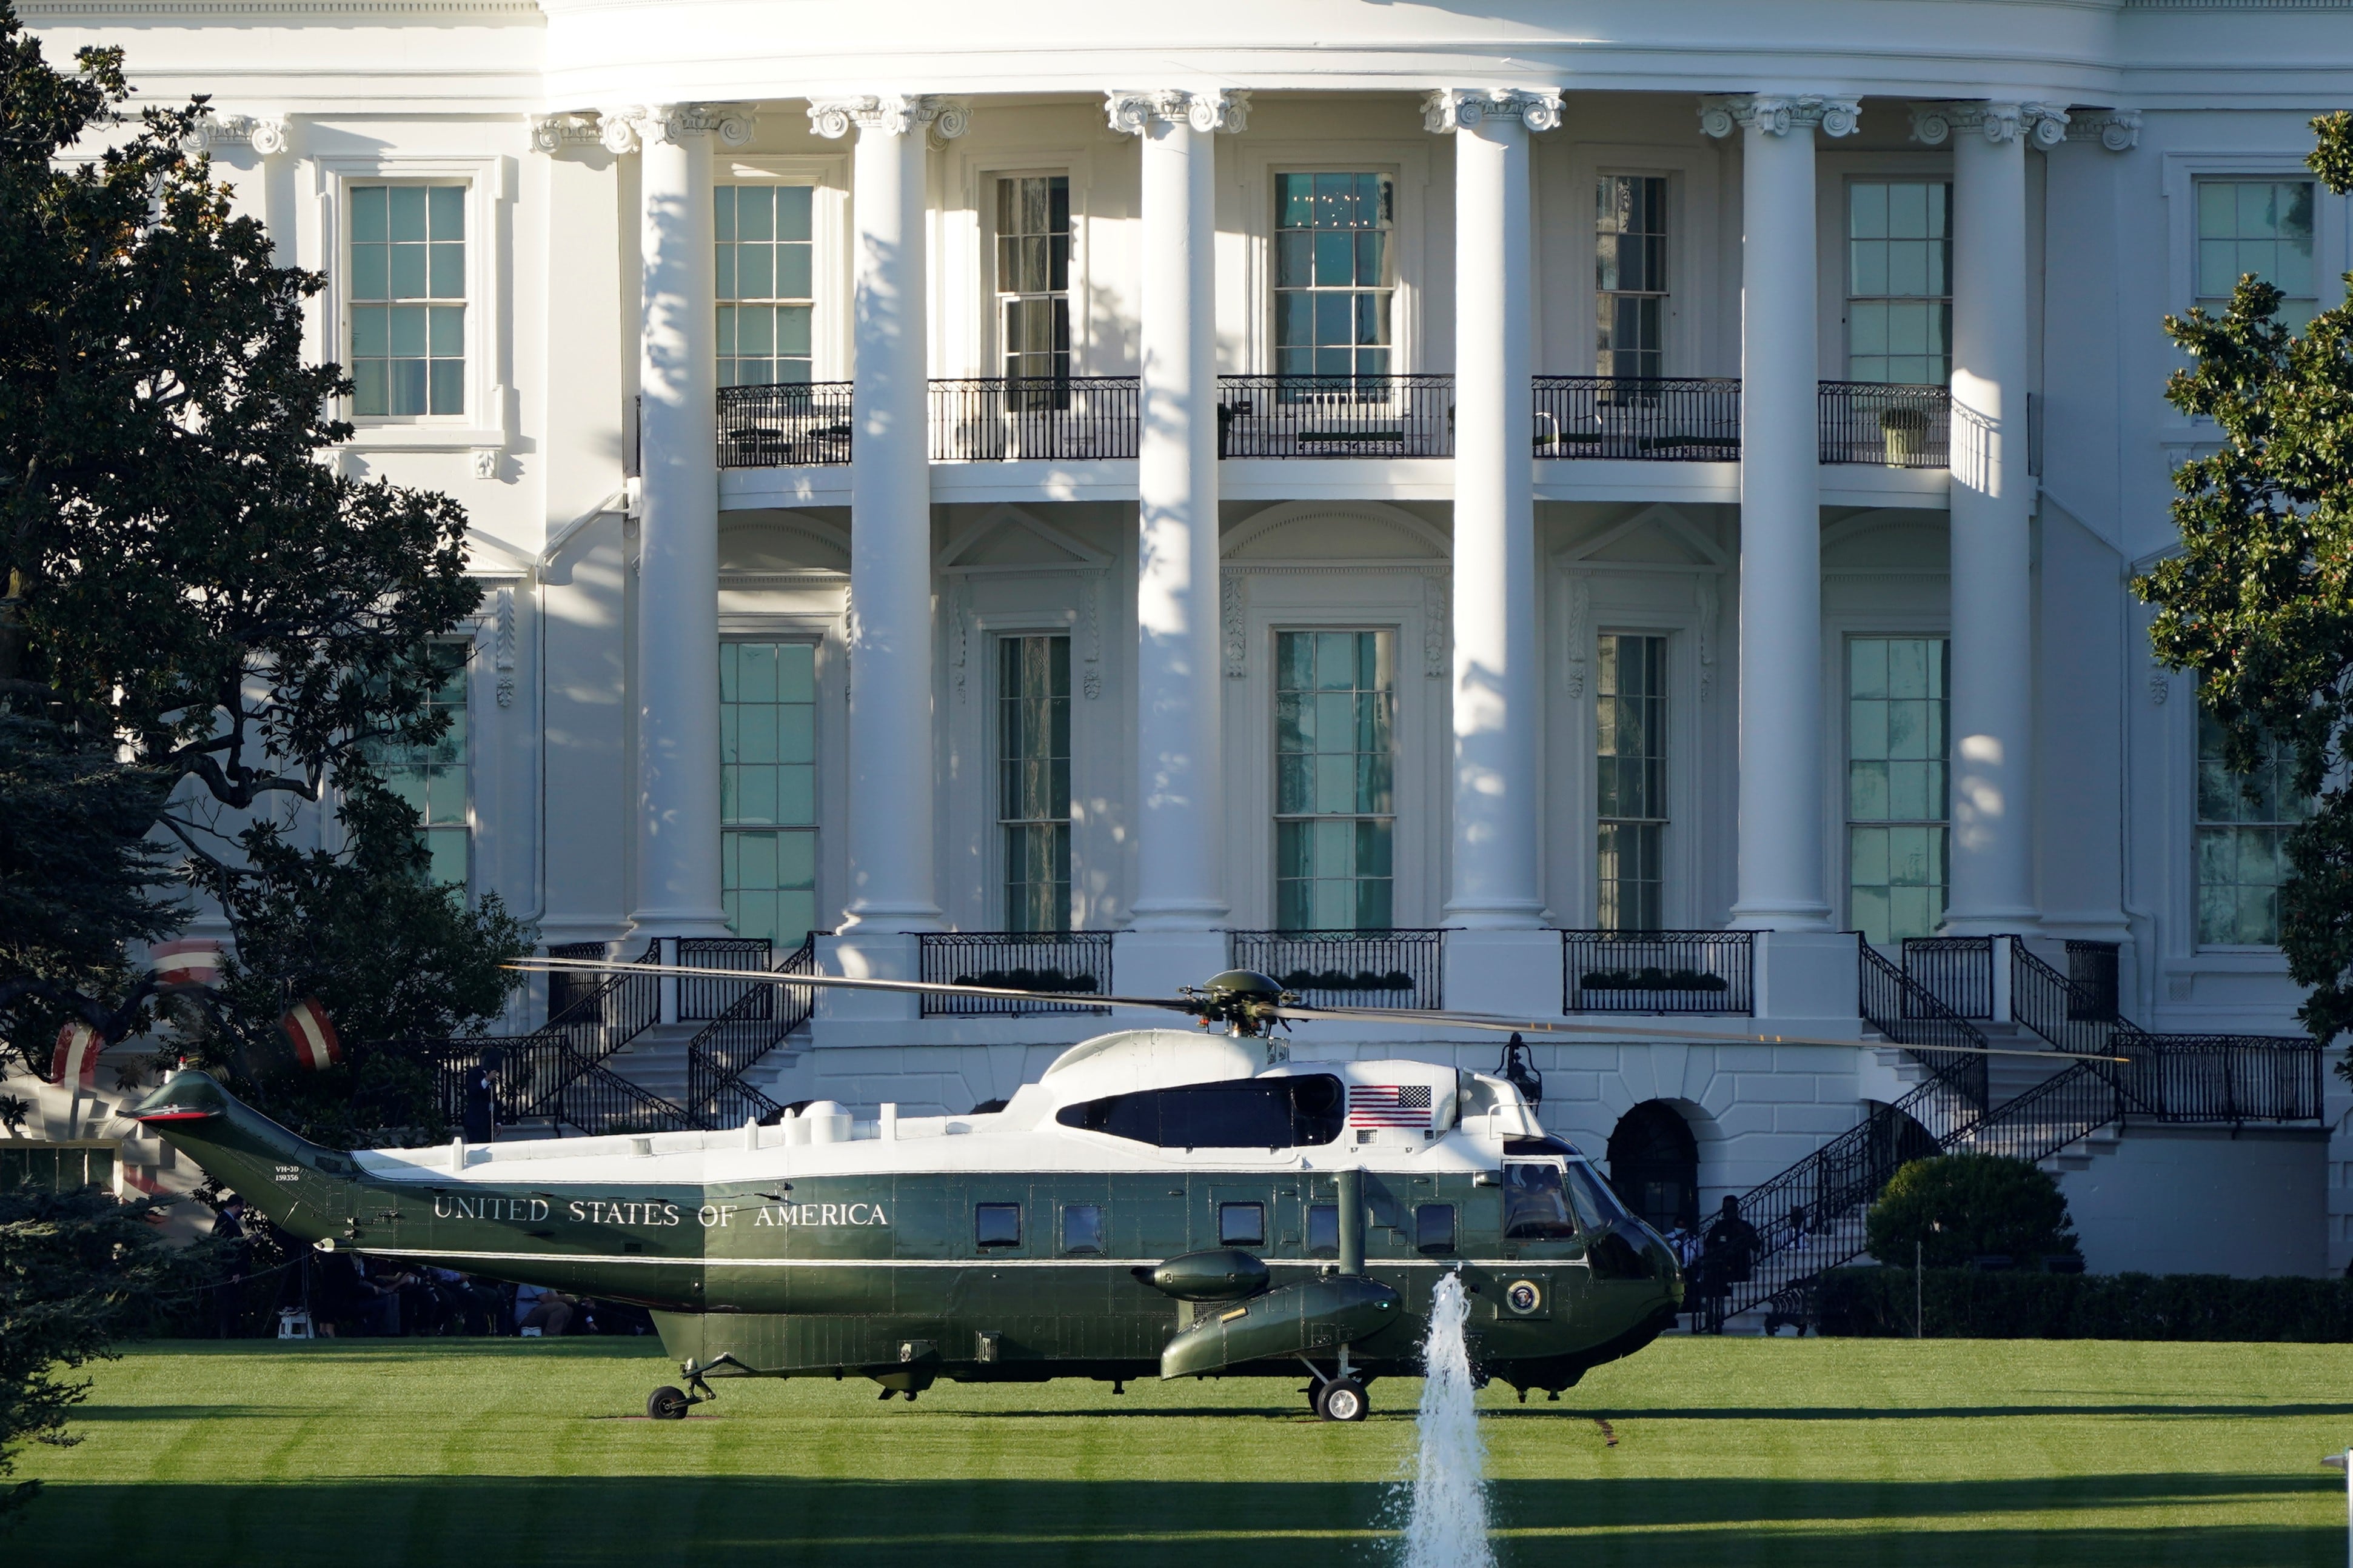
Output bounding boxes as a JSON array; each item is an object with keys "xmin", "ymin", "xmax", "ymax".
[{"xmin": 1814, "ymin": 1267, "xmax": 2353, "ymax": 1341}]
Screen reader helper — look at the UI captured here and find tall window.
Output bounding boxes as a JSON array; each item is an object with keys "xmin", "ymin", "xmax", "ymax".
[
  {"xmin": 1275, "ymin": 630, "xmax": 1395, "ymax": 930},
  {"xmin": 373, "ymin": 648, "xmax": 469, "ymax": 887},
  {"xmin": 720, "ymin": 642, "xmax": 818, "ymax": 947},
  {"xmin": 1596, "ymin": 634, "xmax": 1668, "ymax": 931},
  {"xmin": 1273, "ymin": 172, "xmax": 1394, "ymax": 379},
  {"xmin": 1847, "ymin": 637, "xmax": 1949, "ymax": 944},
  {"xmin": 350, "ymin": 185, "xmax": 466, "ymax": 416},
  {"xmin": 2196, "ymin": 709, "xmax": 2311, "ymax": 947},
  {"xmin": 715, "ymin": 185, "xmax": 815, "ymax": 387},
  {"xmin": 2197, "ymin": 179, "xmax": 2318, "ymax": 327},
  {"xmin": 996, "ymin": 175, "xmax": 1071, "ymax": 389},
  {"xmin": 999, "ymin": 635, "xmax": 1071, "ymax": 932},
  {"xmin": 1595, "ymin": 175, "xmax": 1669, "ymax": 379},
  {"xmin": 1847, "ymin": 180, "xmax": 1952, "ymax": 384}
]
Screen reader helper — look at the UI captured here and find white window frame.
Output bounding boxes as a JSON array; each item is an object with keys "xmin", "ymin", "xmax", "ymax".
[
  {"xmin": 980, "ymin": 165, "xmax": 1080, "ymax": 380},
  {"xmin": 716, "ymin": 155, "xmax": 850, "ymax": 381},
  {"xmin": 1235, "ymin": 143, "xmax": 1431, "ymax": 374},
  {"xmin": 315, "ymin": 153, "xmax": 512, "ymax": 450}
]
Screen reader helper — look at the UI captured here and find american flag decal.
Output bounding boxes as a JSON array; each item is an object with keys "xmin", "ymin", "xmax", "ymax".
[{"xmin": 1347, "ymin": 1084, "xmax": 1433, "ymax": 1128}]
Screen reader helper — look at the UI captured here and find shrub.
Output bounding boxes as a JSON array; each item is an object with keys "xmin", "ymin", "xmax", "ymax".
[
  {"xmin": 1864, "ymin": 1153, "xmax": 2080, "ymax": 1269},
  {"xmin": 1816, "ymin": 1267, "xmax": 2353, "ymax": 1341}
]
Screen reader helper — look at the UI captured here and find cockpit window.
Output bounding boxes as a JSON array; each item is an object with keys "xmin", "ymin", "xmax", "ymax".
[
  {"xmin": 1564, "ymin": 1160, "xmax": 1631, "ymax": 1229},
  {"xmin": 1502, "ymin": 1161, "xmax": 1579, "ymax": 1241},
  {"xmin": 1054, "ymin": 1075, "xmax": 1347, "ymax": 1149}
]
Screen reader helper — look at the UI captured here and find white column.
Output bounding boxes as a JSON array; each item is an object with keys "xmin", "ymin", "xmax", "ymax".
[
  {"xmin": 1109, "ymin": 90, "xmax": 1245, "ymax": 932},
  {"xmin": 1426, "ymin": 88, "xmax": 1559, "ymax": 930},
  {"xmin": 1914, "ymin": 101, "xmax": 2064, "ymax": 934},
  {"xmin": 619, "ymin": 104, "xmax": 752, "ymax": 939},
  {"xmin": 1704, "ymin": 94, "xmax": 1858, "ymax": 932},
  {"xmin": 811, "ymin": 96, "xmax": 967, "ymax": 932}
]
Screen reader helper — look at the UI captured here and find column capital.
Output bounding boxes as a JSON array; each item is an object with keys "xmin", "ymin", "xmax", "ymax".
[
  {"xmin": 1421, "ymin": 87, "xmax": 1563, "ymax": 135},
  {"xmin": 529, "ymin": 111, "xmax": 603, "ymax": 155},
  {"xmin": 595, "ymin": 104, "xmax": 757, "ymax": 155},
  {"xmin": 189, "ymin": 110, "xmax": 292, "ymax": 156},
  {"xmin": 1699, "ymin": 93, "xmax": 1861, "ymax": 140},
  {"xmin": 1104, "ymin": 89, "xmax": 1250, "ymax": 136},
  {"xmin": 808, "ymin": 95, "xmax": 969, "ymax": 141},
  {"xmin": 1909, "ymin": 101, "xmax": 2069, "ymax": 149},
  {"xmin": 2063, "ymin": 107, "xmax": 2141, "ymax": 152}
]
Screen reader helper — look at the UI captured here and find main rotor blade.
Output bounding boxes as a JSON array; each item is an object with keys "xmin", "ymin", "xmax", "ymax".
[
  {"xmin": 1270, "ymin": 1004, "xmax": 2131, "ymax": 1062},
  {"xmin": 507, "ymin": 956, "xmax": 1201, "ymax": 1015}
]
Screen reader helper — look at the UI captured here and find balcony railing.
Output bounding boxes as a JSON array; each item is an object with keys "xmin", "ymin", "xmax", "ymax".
[
  {"xmin": 715, "ymin": 376, "xmax": 1959, "ymax": 470},
  {"xmin": 930, "ymin": 376, "xmax": 1139, "ymax": 461},
  {"xmin": 917, "ymin": 931, "xmax": 1113, "ymax": 1016},
  {"xmin": 1228, "ymin": 929, "xmax": 1445, "ymax": 1010},
  {"xmin": 717, "ymin": 381, "xmax": 853, "ymax": 468},
  {"xmin": 1533, "ymin": 376, "xmax": 1741, "ymax": 461},
  {"xmin": 1819, "ymin": 381, "xmax": 1950, "ymax": 467},
  {"xmin": 1216, "ymin": 375, "xmax": 1455, "ymax": 458},
  {"xmin": 1562, "ymin": 931, "xmax": 1755, "ymax": 1015}
]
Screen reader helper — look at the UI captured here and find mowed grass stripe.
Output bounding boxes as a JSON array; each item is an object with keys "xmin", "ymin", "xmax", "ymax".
[{"xmin": 8, "ymin": 1338, "xmax": 2348, "ymax": 1566}]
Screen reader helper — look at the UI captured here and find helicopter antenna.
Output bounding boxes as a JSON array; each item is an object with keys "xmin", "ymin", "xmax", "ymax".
[{"xmin": 1499, "ymin": 1032, "xmax": 1544, "ymax": 1109}]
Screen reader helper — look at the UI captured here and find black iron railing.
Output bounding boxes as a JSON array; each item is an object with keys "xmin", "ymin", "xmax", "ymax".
[
  {"xmin": 2064, "ymin": 940, "xmax": 2121, "ymax": 1023},
  {"xmin": 686, "ymin": 934, "xmax": 818, "ymax": 1127},
  {"xmin": 917, "ymin": 932, "xmax": 1113, "ymax": 1016},
  {"xmin": 1228, "ymin": 929, "xmax": 1445, "ymax": 1010},
  {"xmin": 1532, "ymin": 376, "xmax": 1741, "ymax": 461},
  {"xmin": 716, "ymin": 381, "xmax": 854, "ymax": 468},
  {"xmin": 1216, "ymin": 375, "xmax": 1454, "ymax": 459},
  {"xmin": 1562, "ymin": 932, "xmax": 1753, "ymax": 1015},
  {"xmin": 443, "ymin": 943, "xmax": 664, "ymax": 1133},
  {"xmin": 1819, "ymin": 382, "xmax": 1950, "ymax": 467},
  {"xmin": 1858, "ymin": 942, "xmax": 1989, "ymax": 1118},
  {"xmin": 2007, "ymin": 941, "xmax": 2128, "ymax": 1060},
  {"xmin": 1899, "ymin": 936, "xmax": 1994, "ymax": 1019},
  {"xmin": 677, "ymin": 936, "xmax": 772, "ymax": 1023},
  {"xmin": 543, "ymin": 940, "xmax": 612, "ymax": 1021},
  {"xmin": 930, "ymin": 377, "xmax": 1139, "ymax": 461}
]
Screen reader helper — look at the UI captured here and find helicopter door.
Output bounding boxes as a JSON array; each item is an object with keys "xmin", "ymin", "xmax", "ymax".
[{"xmin": 1499, "ymin": 1159, "xmax": 1586, "ymax": 1324}]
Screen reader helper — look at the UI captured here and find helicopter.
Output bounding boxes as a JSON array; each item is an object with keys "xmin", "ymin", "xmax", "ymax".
[{"xmin": 126, "ymin": 962, "xmax": 2080, "ymax": 1422}]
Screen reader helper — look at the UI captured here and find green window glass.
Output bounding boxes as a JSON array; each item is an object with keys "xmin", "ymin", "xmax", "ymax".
[
  {"xmin": 350, "ymin": 184, "xmax": 466, "ymax": 416},
  {"xmin": 1596, "ymin": 175, "xmax": 1669, "ymax": 380},
  {"xmin": 715, "ymin": 185, "xmax": 815, "ymax": 388},
  {"xmin": 997, "ymin": 175, "xmax": 1071, "ymax": 396},
  {"xmin": 720, "ymin": 642, "xmax": 819, "ymax": 947},
  {"xmin": 999, "ymin": 635, "xmax": 1071, "ymax": 932},
  {"xmin": 1273, "ymin": 172, "xmax": 1394, "ymax": 381},
  {"xmin": 372, "ymin": 647, "xmax": 469, "ymax": 887},
  {"xmin": 2195, "ymin": 708, "xmax": 2311, "ymax": 947},
  {"xmin": 2196, "ymin": 179, "xmax": 2318, "ymax": 327},
  {"xmin": 1274, "ymin": 630, "xmax": 1395, "ymax": 931},
  {"xmin": 1847, "ymin": 636, "xmax": 1949, "ymax": 944},
  {"xmin": 1847, "ymin": 180, "xmax": 1952, "ymax": 385},
  {"xmin": 1596, "ymin": 634, "xmax": 1668, "ymax": 931}
]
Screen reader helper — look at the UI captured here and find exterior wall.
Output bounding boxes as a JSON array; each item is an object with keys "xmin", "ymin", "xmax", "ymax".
[{"xmin": 2058, "ymin": 1124, "xmax": 2328, "ymax": 1279}]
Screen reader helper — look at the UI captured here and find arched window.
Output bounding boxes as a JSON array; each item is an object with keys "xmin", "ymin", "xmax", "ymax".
[{"xmin": 1607, "ymin": 1100, "xmax": 1699, "ymax": 1232}]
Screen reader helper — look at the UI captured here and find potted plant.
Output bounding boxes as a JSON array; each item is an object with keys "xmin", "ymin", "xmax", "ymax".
[{"xmin": 1880, "ymin": 404, "xmax": 1930, "ymax": 465}]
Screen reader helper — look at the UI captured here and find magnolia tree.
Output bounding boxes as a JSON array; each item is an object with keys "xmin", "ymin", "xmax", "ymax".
[
  {"xmin": 0, "ymin": 5, "xmax": 528, "ymax": 1139},
  {"xmin": 2137, "ymin": 112, "xmax": 2353, "ymax": 1059}
]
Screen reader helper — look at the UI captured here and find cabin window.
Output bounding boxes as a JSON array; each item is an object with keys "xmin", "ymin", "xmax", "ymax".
[
  {"xmin": 1060, "ymin": 1203, "xmax": 1102, "ymax": 1255},
  {"xmin": 1218, "ymin": 1202, "xmax": 1266, "ymax": 1248},
  {"xmin": 1502, "ymin": 1161, "xmax": 1579, "ymax": 1241},
  {"xmin": 1054, "ymin": 1075, "xmax": 1347, "ymax": 1150},
  {"xmin": 1415, "ymin": 1203, "xmax": 1456, "ymax": 1254},
  {"xmin": 1307, "ymin": 1203, "xmax": 1339, "ymax": 1255},
  {"xmin": 974, "ymin": 1203, "xmax": 1022, "ymax": 1249}
]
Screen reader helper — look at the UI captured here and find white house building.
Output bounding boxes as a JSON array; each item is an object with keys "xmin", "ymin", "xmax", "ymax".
[{"xmin": 15, "ymin": 0, "xmax": 2352, "ymax": 1297}]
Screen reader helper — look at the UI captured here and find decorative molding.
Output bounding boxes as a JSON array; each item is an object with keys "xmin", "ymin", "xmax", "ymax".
[
  {"xmin": 492, "ymin": 587, "xmax": 516, "ymax": 709},
  {"xmin": 1909, "ymin": 101, "xmax": 2070, "ymax": 149},
  {"xmin": 469, "ymin": 448, "xmax": 500, "ymax": 481},
  {"xmin": 1699, "ymin": 95, "xmax": 1860, "ymax": 140},
  {"xmin": 2066, "ymin": 108, "xmax": 2143, "ymax": 152},
  {"xmin": 2150, "ymin": 670, "xmax": 2173, "ymax": 706},
  {"xmin": 949, "ymin": 576, "xmax": 971, "ymax": 706},
  {"xmin": 529, "ymin": 112, "xmax": 603, "ymax": 155},
  {"xmin": 1421, "ymin": 575, "xmax": 1448, "ymax": 679},
  {"xmin": 1221, "ymin": 572, "xmax": 1248, "ymax": 679},
  {"xmin": 1082, "ymin": 569, "xmax": 1104, "ymax": 700},
  {"xmin": 1562, "ymin": 574, "xmax": 1592, "ymax": 698},
  {"xmin": 1695, "ymin": 575, "xmax": 1720, "ymax": 703},
  {"xmin": 809, "ymin": 96, "xmax": 969, "ymax": 142},
  {"xmin": 190, "ymin": 112, "xmax": 290, "ymax": 156},
  {"xmin": 715, "ymin": 570, "xmax": 851, "ymax": 592},
  {"xmin": 595, "ymin": 109, "xmax": 642, "ymax": 156},
  {"xmin": 1420, "ymin": 87, "xmax": 1564, "ymax": 135},
  {"xmin": 1103, "ymin": 89, "xmax": 1250, "ymax": 137}
]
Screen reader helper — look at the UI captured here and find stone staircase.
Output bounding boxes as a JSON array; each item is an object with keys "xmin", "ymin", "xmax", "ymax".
[{"xmin": 1859, "ymin": 1021, "xmax": 2126, "ymax": 1178}]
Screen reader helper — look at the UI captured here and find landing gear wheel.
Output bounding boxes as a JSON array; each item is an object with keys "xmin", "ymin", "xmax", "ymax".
[
  {"xmin": 647, "ymin": 1385, "xmax": 691, "ymax": 1421},
  {"xmin": 1315, "ymin": 1377, "xmax": 1368, "ymax": 1423}
]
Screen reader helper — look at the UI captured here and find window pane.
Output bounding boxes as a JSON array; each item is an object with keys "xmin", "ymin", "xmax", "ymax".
[
  {"xmin": 2194, "ymin": 706, "xmax": 2310, "ymax": 946},
  {"xmin": 1847, "ymin": 636, "xmax": 1949, "ymax": 939},
  {"xmin": 1274, "ymin": 631, "xmax": 1394, "ymax": 930},
  {"xmin": 721, "ymin": 642, "xmax": 821, "ymax": 946},
  {"xmin": 1596, "ymin": 634, "xmax": 1669, "ymax": 930},
  {"xmin": 1062, "ymin": 1204, "xmax": 1103, "ymax": 1255},
  {"xmin": 1847, "ymin": 181, "xmax": 1952, "ymax": 382},
  {"xmin": 1000, "ymin": 635, "xmax": 1073, "ymax": 932},
  {"xmin": 1274, "ymin": 171, "xmax": 1395, "ymax": 367}
]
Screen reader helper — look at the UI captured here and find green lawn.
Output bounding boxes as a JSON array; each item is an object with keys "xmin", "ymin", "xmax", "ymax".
[{"xmin": 7, "ymin": 1336, "xmax": 2349, "ymax": 1566}]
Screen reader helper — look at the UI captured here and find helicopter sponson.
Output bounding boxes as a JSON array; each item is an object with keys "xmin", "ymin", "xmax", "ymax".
[{"xmin": 130, "ymin": 1027, "xmax": 1682, "ymax": 1421}]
